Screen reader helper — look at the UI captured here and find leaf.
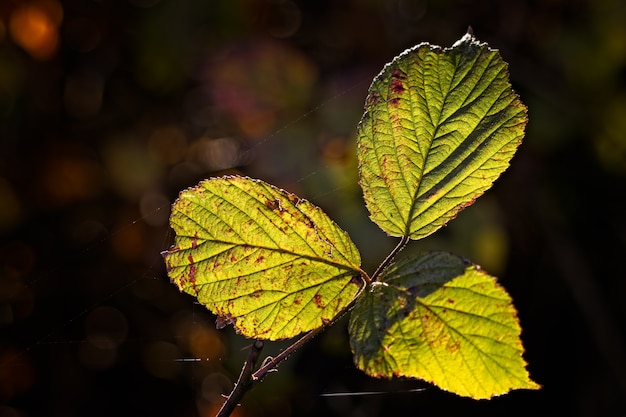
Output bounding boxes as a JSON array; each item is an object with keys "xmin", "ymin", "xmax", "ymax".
[
  {"xmin": 348, "ymin": 252, "xmax": 540, "ymax": 399},
  {"xmin": 357, "ymin": 33, "xmax": 527, "ymax": 239},
  {"xmin": 163, "ymin": 176, "xmax": 364, "ymax": 340}
]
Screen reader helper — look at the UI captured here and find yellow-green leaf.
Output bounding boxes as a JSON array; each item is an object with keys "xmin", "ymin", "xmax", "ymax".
[
  {"xmin": 349, "ymin": 252, "xmax": 540, "ymax": 399},
  {"xmin": 357, "ymin": 33, "xmax": 527, "ymax": 239},
  {"xmin": 163, "ymin": 176, "xmax": 364, "ymax": 340}
]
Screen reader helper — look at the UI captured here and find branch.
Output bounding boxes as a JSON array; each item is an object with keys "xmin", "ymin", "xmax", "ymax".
[
  {"xmin": 214, "ymin": 293, "xmax": 361, "ymax": 417},
  {"xmin": 251, "ymin": 326, "xmax": 324, "ymax": 382},
  {"xmin": 216, "ymin": 340, "xmax": 264, "ymax": 417}
]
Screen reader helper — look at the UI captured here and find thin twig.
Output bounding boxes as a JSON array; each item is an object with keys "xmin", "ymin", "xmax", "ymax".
[
  {"xmin": 251, "ymin": 326, "xmax": 324, "ymax": 382},
  {"xmin": 215, "ymin": 289, "xmax": 364, "ymax": 417},
  {"xmin": 216, "ymin": 340, "xmax": 264, "ymax": 417},
  {"xmin": 248, "ymin": 286, "xmax": 364, "ymax": 383}
]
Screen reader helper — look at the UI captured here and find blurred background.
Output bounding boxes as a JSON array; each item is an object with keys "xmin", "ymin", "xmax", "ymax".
[{"xmin": 1, "ymin": 0, "xmax": 625, "ymax": 416}]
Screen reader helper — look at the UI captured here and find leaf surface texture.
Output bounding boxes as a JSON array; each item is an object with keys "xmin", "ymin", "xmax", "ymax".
[
  {"xmin": 357, "ymin": 33, "xmax": 527, "ymax": 239},
  {"xmin": 349, "ymin": 252, "xmax": 540, "ymax": 399},
  {"xmin": 163, "ymin": 176, "xmax": 363, "ymax": 340}
]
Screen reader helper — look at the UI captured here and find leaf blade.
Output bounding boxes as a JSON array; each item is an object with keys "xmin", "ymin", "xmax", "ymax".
[
  {"xmin": 357, "ymin": 33, "xmax": 527, "ymax": 239},
  {"xmin": 163, "ymin": 176, "xmax": 364, "ymax": 340},
  {"xmin": 349, "ymin": 252, "xmax": 540, "ymax": 399}
]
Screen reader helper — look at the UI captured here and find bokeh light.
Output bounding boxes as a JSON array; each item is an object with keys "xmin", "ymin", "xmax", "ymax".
[
  {"xmin": 9, "ymin": 0, "xmax": 62, "ymax": 60},
  {"xmin": 207, "ymin": 40, "xmax": 317, "ymax": 138}
]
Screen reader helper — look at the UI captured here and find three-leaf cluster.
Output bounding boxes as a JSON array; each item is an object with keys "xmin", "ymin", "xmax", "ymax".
[{"xmin": 163, "ymin": 33, "xmax": 539, "ymax": 399}]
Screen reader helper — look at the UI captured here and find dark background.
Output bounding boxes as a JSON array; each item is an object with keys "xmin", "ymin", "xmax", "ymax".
[{"xmin": 1, "ymin": 0, "xmax": 625, "ymax": 416}]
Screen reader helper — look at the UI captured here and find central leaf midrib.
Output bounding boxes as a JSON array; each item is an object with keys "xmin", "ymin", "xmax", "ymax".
[
  {"xmin": 400, "ymin": 46, "xmax": 503, "ymax": 237},
  {"xmin": 404, "ymin": 50, "xmax": 452, "ymax": 236},
  {"xmin": 407, "ymin": 73, "xmax": 511, "ymax": 228},
  {"xmin": 174, "ymin": 184, "xmax": 361, "ymax": 273},
  {"xmin": 195, "ymin": 181, "xmax": 356, "ymax": 266},
  {"xmin": 214, "ymin": 268, "xmax": 355, "ymax": 306},
  {"xmin": 177, "ymin": 231, "xmax": 359, "ymax": 274},
  {"xmin": 408, "ymin": 105, "xmax": 514, "ymax": 225}
]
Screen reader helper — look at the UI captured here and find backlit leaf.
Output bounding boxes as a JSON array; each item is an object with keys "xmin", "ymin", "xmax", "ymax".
[
  {"xmin": 163, "ymin": 176, "xmax": 364, "ymax": 340},
  {"xmin": 357, "ymin": 33, "xmax": 526, "ymax": 239},
  {"xmin": 349, "ymin": 252, "xmax": 540, "ymax": 399}
]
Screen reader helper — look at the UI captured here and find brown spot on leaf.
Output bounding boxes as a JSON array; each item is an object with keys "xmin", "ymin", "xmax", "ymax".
[
  {"xmin": 187, "ymin": 255, "xmax": 194, "ymax": 265},
  {"xmin": 265, "ymin": 199, "xmax": 284, "ymax": 213},
  {"xmin": 389, "ymin": 97, "xmax": 401, "ymax": 107},
  {"xmin": 301, "ymin": 215, "xmax": 315, "ymax": 229},
  {"xmin": 287, "ymin": 193, "xmax": 301, "ymax": 205},
  {"xmin": 391, "ymin": 68, "xmax": 406, "ymax": 80},
  {"xmin": 162, "ymin": 252, "xmax": 174, "ymax": 272},
  {"xmin": 188, "ymin": 264, "xmax": 197, "ymax": 283},
  {"xmin": 390, "ymin": 69, "xmax": 406, "ymax": 95},
  {"xmin": 391, "ymin": 79, "xmax": 405, "ymax": 94},
  {"xmin": 389, "ymin": 112, "xmax": 401, "ymax": 126},
  {"xmin": 366, "ymin": 91, "xmax": 381, "ymax": 106},
  {"xmin": 447, "ymin": 298, "xmax": 455, "ymax": 304},
  {"xmin": 458, "ymin": 197, "xmax": 477, "ymax": 210},
  {"xmin": 314, "ymin": 293, "xmax": 323, "ymax": 308},
  {"xmin": 447, "ymin": 340, "xmax": 461, "ymax": 353},
  {"xmin": 420, "ymin": 311, "xmax": 448, "ymax": 348},
  {"xmin": 255, "ymin": 256, "xmax": 265, "ymax": 264}
]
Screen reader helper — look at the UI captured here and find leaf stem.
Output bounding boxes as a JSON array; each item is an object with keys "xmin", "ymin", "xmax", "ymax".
[
  {"xmin": 370, "ymin": 235, "xmax": 409, "ymax": 282},
  {"xmin": 216, "ymin": 340, "xmax": 264, "ymax": 417},
  {"xmin": 359, "ymin": 267, "xmax": 372, "ymax": 286}
]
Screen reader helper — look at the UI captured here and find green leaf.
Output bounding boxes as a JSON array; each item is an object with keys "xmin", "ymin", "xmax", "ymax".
[
  {"xmin": 357, "ymin": 33, "xmax": 527, "ymax": 239},
  {"xmin": 349, "ymin": 252, "xmax": 540, "ymax": 399},
  {"xmin": 163, "ymin": 176, "xmax": 364, "ymax": 340}
]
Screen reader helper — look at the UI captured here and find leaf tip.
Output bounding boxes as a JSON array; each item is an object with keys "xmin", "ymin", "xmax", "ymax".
[
  {"xmin": 528, "ymin": 379, "xmax": 542, "ymax": 391},
  {"xmin": 453, "ymin": 30, "xmax": 476, "ymax": 48},
  {"xmin": 160, "ymin": 249, "xmax": 170, "ymax": 262}
]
